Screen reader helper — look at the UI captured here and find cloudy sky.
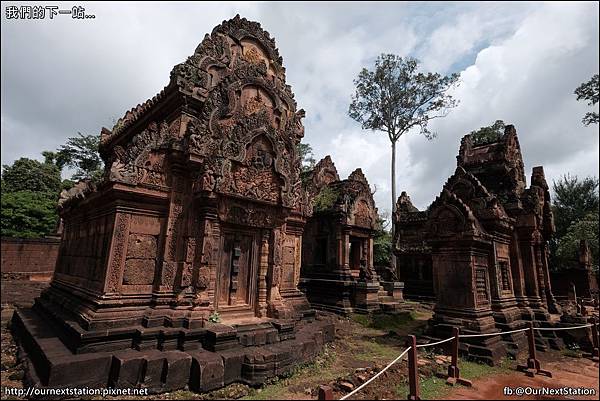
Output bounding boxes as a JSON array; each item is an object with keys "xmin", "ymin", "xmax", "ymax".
[{"xmin": 2, "ymin": 1, "xmax": 598, "ymax": 215}]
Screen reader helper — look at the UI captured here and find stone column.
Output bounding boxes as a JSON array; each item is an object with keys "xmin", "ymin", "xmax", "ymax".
[
  {"xmin": 509, "ymin": 233, "xmax": 527, "ymax": 306},
  {"xmin": 257, "ymin": 230, "xmax": 270, "ymax": 317},
  {"xmin": 103, "ymin": 212, "xmax": 131, "ymax": 294},
  {"xmin": 534, "ymin": 241, "xmax": 547, "ymax": 306},
  {"xmin": 368, "ymin": 237, "xmax": 374, "ymax": 270}
]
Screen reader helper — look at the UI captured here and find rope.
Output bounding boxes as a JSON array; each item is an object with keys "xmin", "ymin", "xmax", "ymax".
[
  {"xmin": 535, "ymin": 323, "xmax": 593, "ymax": 331},
  {"xmin": 416, "ymin": 336, "xmax": 454, "ymax": 348},
  {"xmin": 337, "ymin": 321, "xmax": 598, "ymax": 399},
  {"xmin": 339, "ymin": 346, "xmax": 411, "ymax": 400},
  {"xmin": 461, "ymin": 328, "xmax": 529, "ymax": 338}
]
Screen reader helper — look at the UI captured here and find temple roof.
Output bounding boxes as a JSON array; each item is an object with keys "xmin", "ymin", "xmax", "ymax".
[{"xmin": 100, "ymin": 15, "xmax": 288, "ymax": 150}]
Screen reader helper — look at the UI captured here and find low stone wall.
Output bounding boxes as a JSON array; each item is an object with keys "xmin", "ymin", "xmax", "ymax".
[{"xmin": 1, "ymin": 237, "xmax": 60, "ymax": 280}]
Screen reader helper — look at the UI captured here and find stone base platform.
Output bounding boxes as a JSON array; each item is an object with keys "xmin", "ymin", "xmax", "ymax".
[
  {"xmin": 11, "ymin": 308, "xmax": 335, "ymax": 393},
  {"xmin": 300, "ymin": 277, "xmax": 405, "ymax": 315}
]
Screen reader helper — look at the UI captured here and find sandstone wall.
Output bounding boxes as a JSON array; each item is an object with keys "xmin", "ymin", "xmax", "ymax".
[{"xmin": 1, "ymin": 237, "xmax": 59, "ymax": 280}]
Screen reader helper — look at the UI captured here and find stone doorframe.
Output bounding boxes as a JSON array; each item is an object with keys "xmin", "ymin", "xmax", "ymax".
[{"xmin": 215, "ymin": 224, "xmax": 261, "ymax": 319}]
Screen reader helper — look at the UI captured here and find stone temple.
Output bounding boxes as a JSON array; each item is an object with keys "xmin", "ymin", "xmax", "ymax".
[
  {"xmin": 12, "ymin": 15, "xmax": 334, "ymax": 391},
  {"xmin": 300, "ymin": 156, "xmax": 404, "ymax": 314},
  {"xmin": 394, "ymin": 125, "xmax": 563, "ymax": 364}
]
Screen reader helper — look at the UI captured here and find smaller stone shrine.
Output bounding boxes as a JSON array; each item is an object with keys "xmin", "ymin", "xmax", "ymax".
[
  {"xmin": 300, "ymin": 156, "xmax": 404, "ymax": 314},
  {"xmin": 395, "ymin": 124, "xmax": 564, "ymax": 364}
]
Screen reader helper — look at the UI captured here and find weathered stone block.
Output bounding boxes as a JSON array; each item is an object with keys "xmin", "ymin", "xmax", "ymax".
[
  {"xmin": 189, "ymin": 350, "xmax": 224, "ymax": 392},
  {"xmin": 142, "ymin": 352, "xmax": 166, "ymax": 390},
  {"xmin": 110, "ymin": 350, "xmax": 145, "ymax": 388},
  {"xmin": 218, "ymin": 349, "xmax": 246, "ymax": 385},
  {"xmin": 162, "ymin": 351, "xmax": 192, "ymax": 391}
]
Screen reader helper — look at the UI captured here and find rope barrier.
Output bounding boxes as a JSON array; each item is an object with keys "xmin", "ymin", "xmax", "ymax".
[
  {"xmin": 416, "ymin": 336, "xmax": 454, "ymax": 348},
  {"xmin": 461, "ymin": 328, "xmax": 529, "ymax": 338},
  {"xmin": 339, "ymin": 346, "xmax": 411, "ymax": 401},
  {"xmin": 535, "ymin": 323, "xmax": 593, "ymax": 331},
  {"xmin": 333, "ymin": 320, "xmax": 599, "ymax": 400}
]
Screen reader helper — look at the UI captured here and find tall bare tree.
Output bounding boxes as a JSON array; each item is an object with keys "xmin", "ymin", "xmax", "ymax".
[{"xmin": 349, "ymin": 54, "xmax": 460, "ymax": 270}]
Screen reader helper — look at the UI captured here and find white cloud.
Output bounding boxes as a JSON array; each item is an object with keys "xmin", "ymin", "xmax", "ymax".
[{"xmin": 1, "ymin": 2, "xmax": 598, "ymax": 217}]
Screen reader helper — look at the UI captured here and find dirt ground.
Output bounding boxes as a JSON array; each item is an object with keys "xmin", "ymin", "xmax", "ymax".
[
  {"xmin": 1, "ymin": 281, "xmax": 598, "ymax": 400},
  {"xmin": 442, "ymin": 355, "xmax": 599, "ymax": 400}
]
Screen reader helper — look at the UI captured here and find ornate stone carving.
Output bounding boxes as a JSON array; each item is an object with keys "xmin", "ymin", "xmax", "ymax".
[{"xmin": 107, "ymin": 213, "xmax": 130, "ymax": 293}]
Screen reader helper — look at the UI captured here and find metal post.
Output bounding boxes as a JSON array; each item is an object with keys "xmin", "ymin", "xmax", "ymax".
[
  {"xmin": 407, "ymin": 335, "xmax": 420, "ymax": 400},
  {"xmin": 318, "ymin": 385, "xmax": 333, "ymax": 400},
  {"xmin": 517, "ymin": 322, "xmax": 552, "ymax": 377},
  {"xmin": 591, "ymin": 317, "xmax": 599, "ymax": 362},
  {"xmin": 445, "ymin": 327, "xmax": 472, "ymax": 387}
]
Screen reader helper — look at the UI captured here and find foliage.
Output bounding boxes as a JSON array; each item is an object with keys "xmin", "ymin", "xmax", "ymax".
[
  {"xmin": 469, "ymin": 120, "xmax": 505, "ymax": 145},
  {"xmin": 298, "ymin": 142, "xmax": 316, "ymax": 185},
  {"xmin": 55, "ymin": 132, "xmax": 104, "ymax": 182},
  {"xmin": 0, "ymin": 132, "xmax": 103, "ymax": 239},
  {"xmin": 555, "ymin": 211, "xmax": 599, "ymax": 271},
  {"xmin": 313, "ymin": 186, "xmax": 339, "ymax": 212},
  {"xmin": 297, "ymin": 142, "xmax": 316, "ymax": 173},
  {"xmin": 349, "ymin": 54, "xmax": 460, "ymax": 142},
  {"xmin": 373, "ymin": 216, "xmax": 392, "ymax": 266},
  {"xmin": 1, "ymin": 190, "xmax": 58, "ymax": 238},
  {"xmin": 550, "ymin": 174, "xmax": 599, "ymax": 271},
  {"xmin": 1, "ymin": 157, "xmax": 63, "ymax": 238},
  {"xmin": 208, "ymin": 311, "xmax": 221, "ymax": 323},
  {"xmin": 552, "ymin": 174, "xmax": 599, "ymax": 238},
  {"xmin": 574, "ymin": 74, "xmax": 599, "ymax": 125},
  {"xmin": 1, "ymin": 157, "xmax": 62, "ymax": 194}
]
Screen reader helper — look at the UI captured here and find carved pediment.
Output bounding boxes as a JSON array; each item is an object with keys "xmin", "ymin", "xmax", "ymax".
[
  {"xmin": 306, "ymin": 156, "xmax": 340, "ymax": 197},
  {"xmin": 219, "ymin": 135, "xmax": 283, "ymax": 204},
  {"xmin": 427, "ymin": 189, "xmax": 484, "ymax": 239}
]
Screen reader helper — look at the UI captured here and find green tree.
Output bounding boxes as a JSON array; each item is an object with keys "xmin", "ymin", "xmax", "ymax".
[
  {"xmin": 1, "ymin": 157, "xmax": 62, "ymax": 194},
  {"xmin": 555, "ymin": 211, "xmax": 599, "ymax": 271},
  {"xmin": 373, "ymin": 215, "xmax": 392, "ymax": 266},
  {"xmin": 470, "ymin": 120, "xmax": 505, "ymax": 145},
  {"xmin": 552, "ymin": 174, "xmax": 599, "ymax": 238},
  {"xmin": 1, "ymin": 156, "xmax": 63, "ymax": 238},
  {"xmin": 56, "ymin": 132, "xmax": 104, "ymax": 182},
  {"xmin": 550, "ymin": 174, "xmax": 599, "ymax": 271},
  {"xmin": 298, "ymin": 142, "xmax": 317, "ymax": 185},
  {"xmin": 349, "ymin": 54, "xmax": 459, "ymax": 269},
  {"xmin": 574, "ymin": 74, "xmax": 599, "ymax": 126},
  {"xmin": 1, "ymin": 190, "xmax": 59, "ymax": 238},
  {"xmin": 297, "ymin": 142, "xmax": 316, "ymax": 173}
]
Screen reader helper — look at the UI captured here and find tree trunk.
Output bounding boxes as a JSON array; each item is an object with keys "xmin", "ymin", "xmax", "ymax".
[{"xmin": 390, "ymin": 139, "xmax": 397, "ymax": 274}]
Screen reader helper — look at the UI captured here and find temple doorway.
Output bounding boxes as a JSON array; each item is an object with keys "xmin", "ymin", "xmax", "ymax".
[
  {"xmin": 216, "ymin": 226, "xmax": 260, "ymax": 317},
  {"xmin": 349, "ymin": 237, "xmax": 362, "ymax": 276}
]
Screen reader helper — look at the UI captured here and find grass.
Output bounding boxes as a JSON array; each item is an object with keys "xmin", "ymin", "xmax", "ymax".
[
  {"xmin": 350, "ymin": 311, "xmax": 418, "ymax": 331},
  {"xmin": 395, "ymin": 357, "xmax": 513, "ymax": 400},
  {"xmin": 355, "ymin": 339, "xmax": 402, "ymax": 361},
  {"xmin": 561, "ymin": 349, "xmax": 583, "ymax": 358}
]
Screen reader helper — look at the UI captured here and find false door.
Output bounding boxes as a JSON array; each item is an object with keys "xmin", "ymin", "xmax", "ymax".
[{"xmin": 216, "ymin": 227, "xmax": 259, "ymax": 315}]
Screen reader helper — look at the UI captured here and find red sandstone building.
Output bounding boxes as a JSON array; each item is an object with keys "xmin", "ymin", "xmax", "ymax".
[
  {"xmin": 395, "ymin": 125, "xmax": 563, "ymax": 363},
  {"xmin": 12, "ymin": 16, "xmax": 333, "ymax": 391}
]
